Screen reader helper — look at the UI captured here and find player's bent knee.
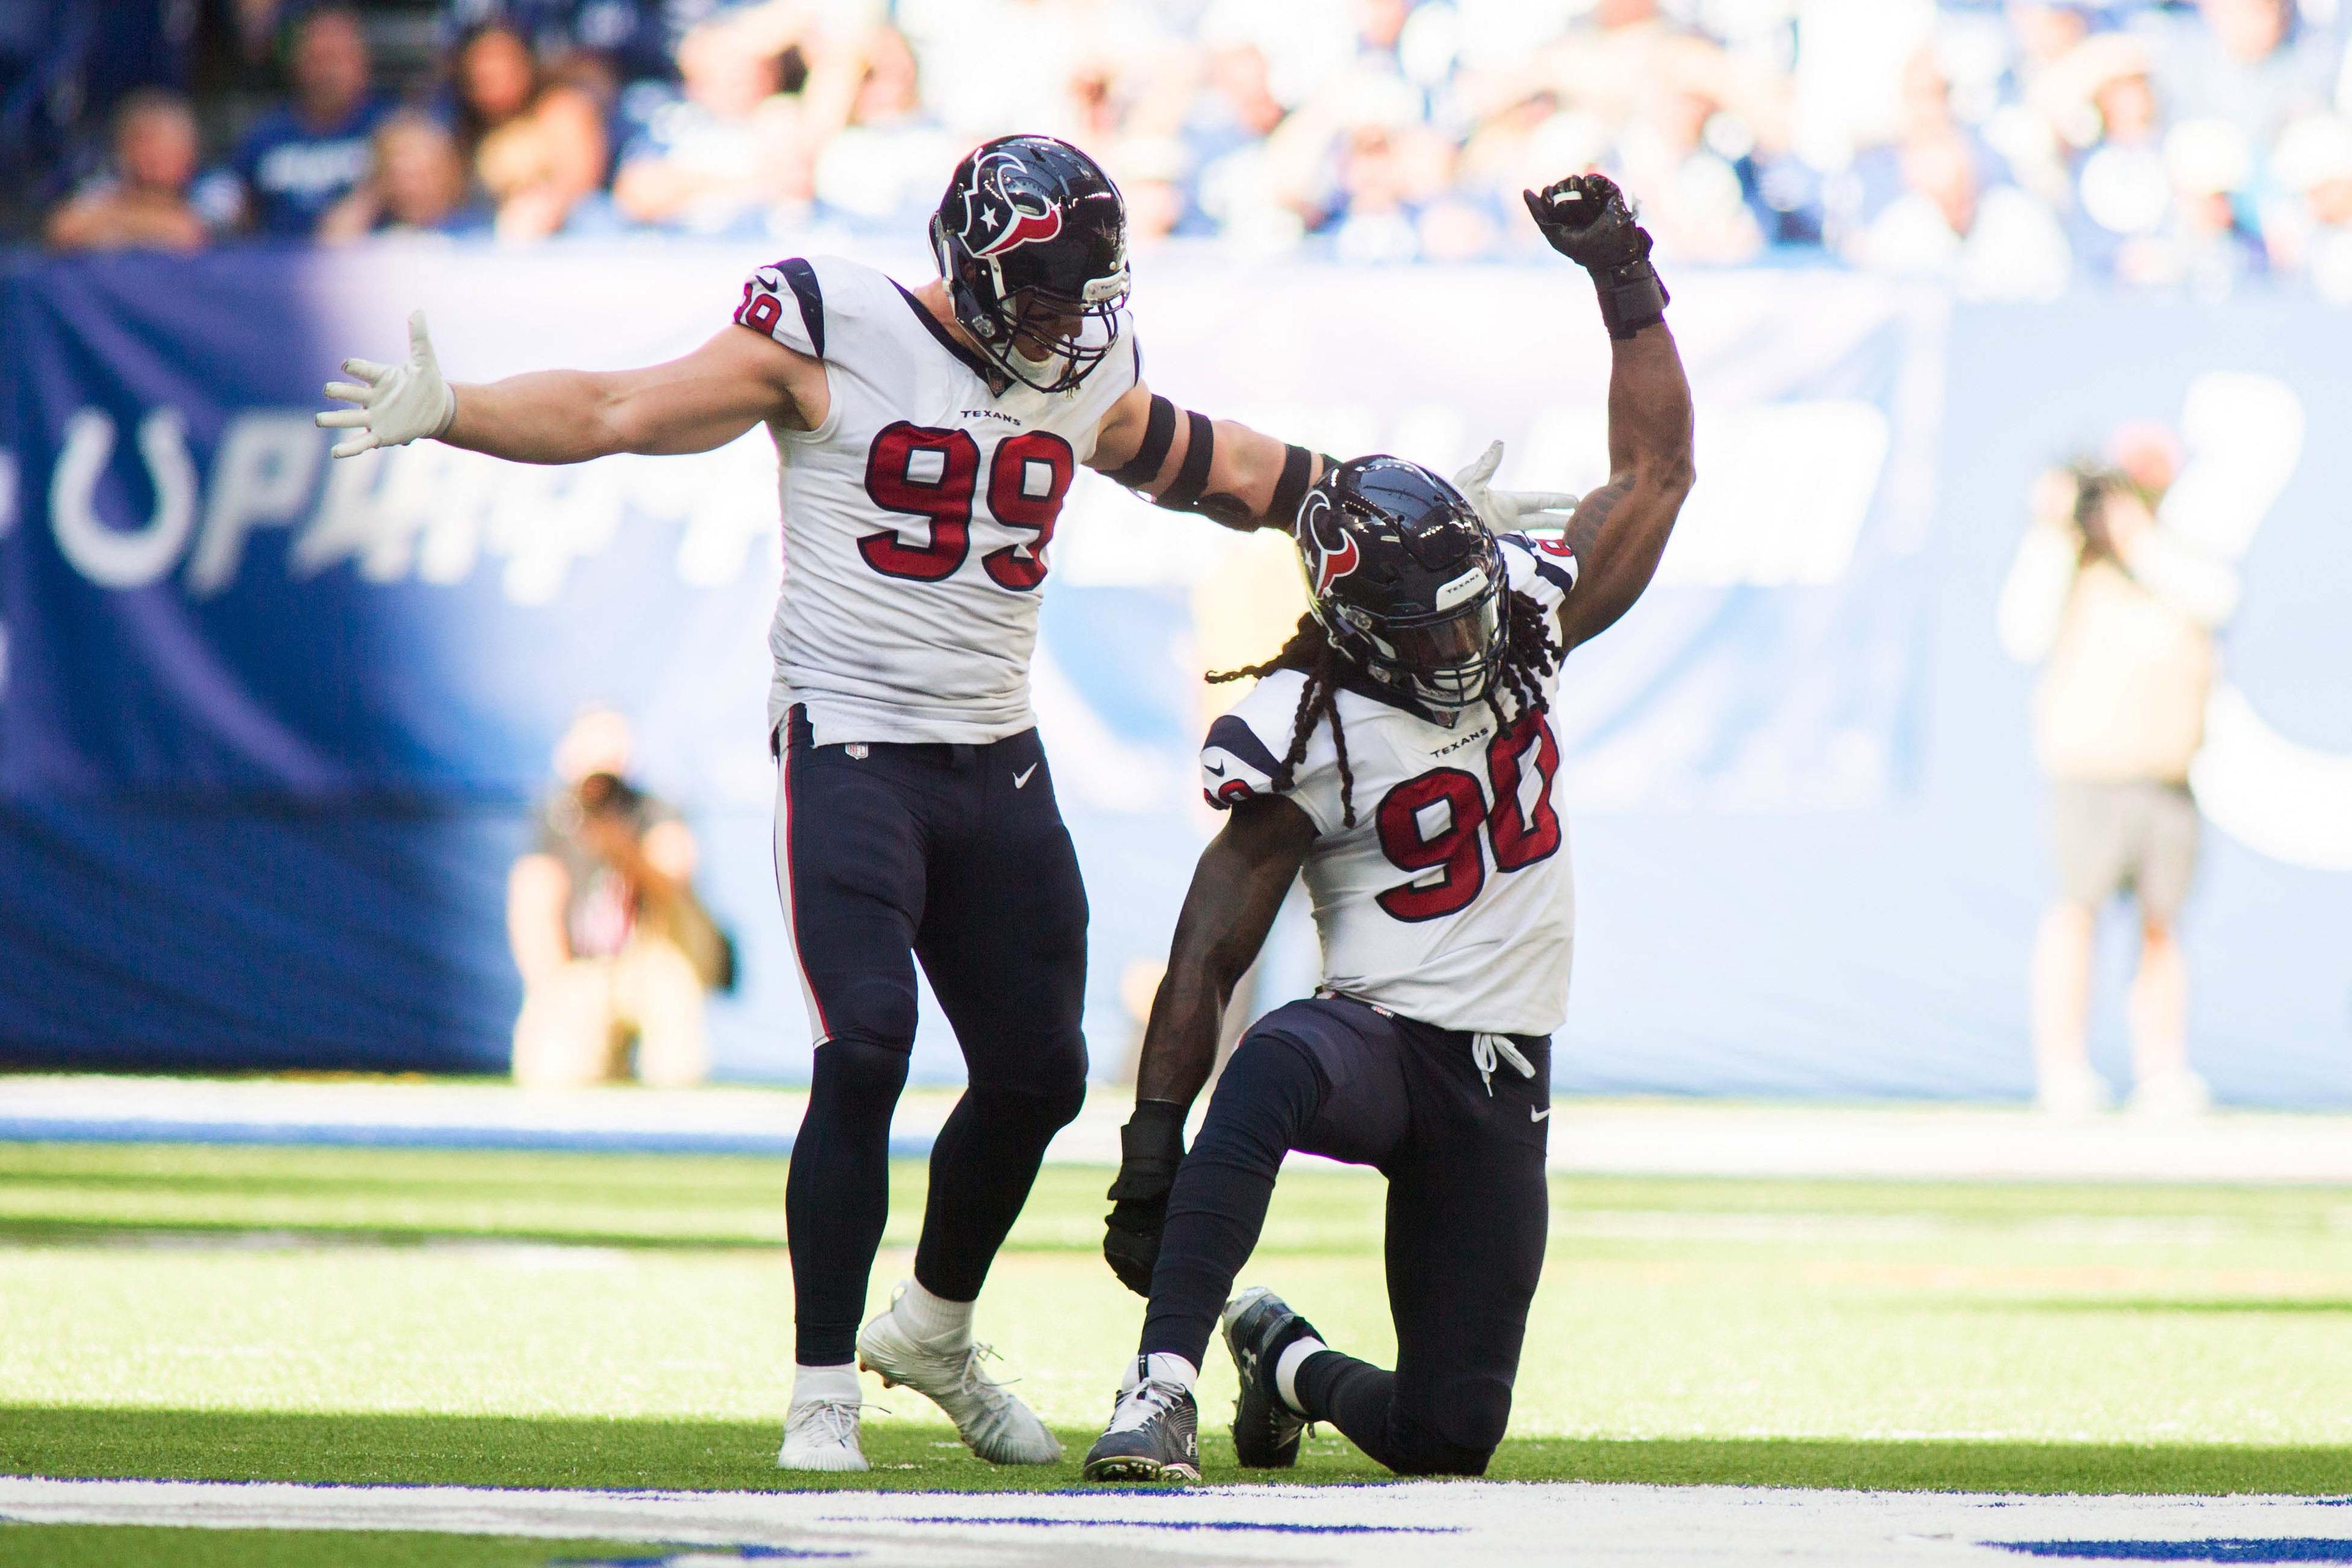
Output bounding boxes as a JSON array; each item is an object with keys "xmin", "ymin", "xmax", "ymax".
[
  {"xmin": 1385, "ymin": 1376, "xmax": 1512, "ymax": 1476},
  {"xmin": 967, "ymin": 1053, "xmax": 1087, "ymax": 1136},
  {"xmin": 809, "ymin": 1035, "xmax": 911, "ymax": 1120},
  {"xmin": 1200, "ymin": 1033, "xmax": 1324, "ymax": 1145},
  {"xmin": 814, "ymin": 976, "xmax": 920, "ymax": 1056}
]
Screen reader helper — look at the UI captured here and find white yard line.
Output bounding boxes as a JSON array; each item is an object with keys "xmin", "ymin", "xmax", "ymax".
[
  {"xmin": 4, "ymin": 1476, "xmax": 2351, "ymax": 1566},
  {"xmin": 12, "ymin": 1075, "xmax": 2352, "ymax": 1182}
]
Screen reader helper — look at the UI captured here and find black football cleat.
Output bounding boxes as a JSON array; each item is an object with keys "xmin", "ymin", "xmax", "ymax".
[
  {"xmin": 1082, "ymin": 1358, "xmax": 1201, "ymax": 1483},
  {"xmin": 1221, "ymin": 1285, "xmax": 1319, "ymax": 1468}
]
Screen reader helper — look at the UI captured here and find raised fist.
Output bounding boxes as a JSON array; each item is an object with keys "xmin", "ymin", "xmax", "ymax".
[{"xmin": 1523, "ymin": 173, "xmax": 1651, "ymax": 275}]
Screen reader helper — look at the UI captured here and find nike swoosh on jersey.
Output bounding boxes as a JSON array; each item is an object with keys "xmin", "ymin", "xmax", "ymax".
[
  {"xmin": 1529, "ymin": 1106, "xmax": 1552, "ymax": 1122},
  {"xmin": 1204, "ymin": 759, "xmax": 1227, "ymax": 775},
  {"xmin": 1014, "ymin": 764, "xmax": 1039, "ymax": 788}
]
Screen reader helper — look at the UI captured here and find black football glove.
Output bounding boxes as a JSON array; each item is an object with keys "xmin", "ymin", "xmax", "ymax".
[
  {"xmin": 1523, "ymin": 173, "xmax": 1670, "ymax": 341},
  {"xmin": 1102, "ymin": 1099, "xmax": 1186, "ymax": 1297}
]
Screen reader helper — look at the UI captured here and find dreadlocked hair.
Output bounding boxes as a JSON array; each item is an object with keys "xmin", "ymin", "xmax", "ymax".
[
  {"xmin": 1208, "ymin": 612, "xmax": 1361, "ymax": 826},
  {"xmin": 1207, "ymin": 587, "xmax": 1566, "ymax": 831}
]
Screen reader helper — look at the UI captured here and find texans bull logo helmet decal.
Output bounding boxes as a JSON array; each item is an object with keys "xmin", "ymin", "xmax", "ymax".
[
  {"xmin": 1298, "ymin": 491, "xmax": 1360, "ymax": 598},
  {"xmin": 960, "ymin": 151, "xmax": 1066, "ymax": 259}
]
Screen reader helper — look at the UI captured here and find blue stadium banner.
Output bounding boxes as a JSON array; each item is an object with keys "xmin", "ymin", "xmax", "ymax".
[{"xmin": 1, "ymin": 246, "xmax": 2346, "ymax": 1096}]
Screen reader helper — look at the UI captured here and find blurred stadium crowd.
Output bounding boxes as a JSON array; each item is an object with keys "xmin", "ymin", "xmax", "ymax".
[{"xmin": 8, "ymin": 0, "xmax": 2352, "ymax": 296}]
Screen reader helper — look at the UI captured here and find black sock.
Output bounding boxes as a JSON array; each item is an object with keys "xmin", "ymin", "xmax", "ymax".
[
  {"xmin": 1294, "ymin": 1347, "xmax": 1391, "ymax": 1433},
  {"xmin": 785, "ymin": 1037, "xmax": 909, "ymax": 1364},
  {"xmin": 913, "ymin": 1080, "xmax": 1084, "ymax": 1302}
]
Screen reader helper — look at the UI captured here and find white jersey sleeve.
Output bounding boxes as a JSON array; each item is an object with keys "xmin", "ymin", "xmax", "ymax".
[
  {"xmin": 1200, "ymin": 669, "xmax": 1350, "ymax": 834},
  {"xmin": 1499, "ymin": 530, "xmax": 1578, "ymax": 615},
  {"xmin": 734, "ymin": 257, "xmax": 831, "ymax": 360}
]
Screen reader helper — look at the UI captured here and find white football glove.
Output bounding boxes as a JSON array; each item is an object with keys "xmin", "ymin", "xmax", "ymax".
[
  {"xmin": 315, "ymin": 310, "xmax": 457, "ymax": 458},
  {"xmin": 1453, "ymin": 440, "xmax": 1579, "ymax": 534}
]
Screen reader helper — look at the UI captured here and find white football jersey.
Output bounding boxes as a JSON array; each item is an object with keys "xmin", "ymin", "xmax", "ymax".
[
  {"xmin": 734, "ymin": 255, "xmax": 1140, "ymax": 745},
  {"xmin": 1202, "ymin": 535, "xmax": 1581, "ymax": 1036}
]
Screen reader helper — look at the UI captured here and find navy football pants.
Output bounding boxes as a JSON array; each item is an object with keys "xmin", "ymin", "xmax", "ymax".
[
  {"xmin": 774, "ymin": 707, "xmax": 1088, "ymax": 1365},
  {"xmin": 1140, "ymin": 997, "xmax": 1551, "ymax": 1476}
]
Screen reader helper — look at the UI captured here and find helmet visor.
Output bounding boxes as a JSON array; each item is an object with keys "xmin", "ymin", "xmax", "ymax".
[{"xmin": 1384, "ymin": 592, "xmax": 1504, "ymax": 709}]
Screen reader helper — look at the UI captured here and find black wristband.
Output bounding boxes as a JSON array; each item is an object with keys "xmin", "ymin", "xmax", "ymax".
[
  {"xmin": 1121, "ymin": 1098, "xmax": 1187, "ymax": 1165},
  {"xmin": 1593, "ymin": 259, "xmax": 1669, "ymax": 341}
]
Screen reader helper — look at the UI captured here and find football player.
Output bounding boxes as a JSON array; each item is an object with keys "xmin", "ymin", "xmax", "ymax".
[
  {"xmin": 316, "ymin": 135, "xmax": 1555, "ymax": 1473},
  {"xmin": 1083, "ymin": 173, "xmax": 1695, "ymax": 1483}
]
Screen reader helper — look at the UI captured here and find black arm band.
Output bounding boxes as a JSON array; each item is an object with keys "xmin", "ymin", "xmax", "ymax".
[
  {"xmin": 1153, "ymin": 410, "xmax": 1216, "ymax": 512},
  {"xmin": 1105, "ymin": 393, "xmax": 1177, "ymax": 487},
  {"xmin": 1594, "ymin": 259, "xmax": 1670, "ymax": 341},
  {"xmin": 1267, "ymin": 444, "xmax": 1315, "ymax": 531}
]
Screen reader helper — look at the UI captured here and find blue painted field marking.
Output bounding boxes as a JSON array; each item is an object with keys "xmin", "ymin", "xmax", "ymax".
[
  {"xmin": 1991, "ymin": 1542, "xmax": 2352, "ymax": 1561},
  {"xmin": 551, "ymin": 1548, "xmax": 855, "ymax": 1564},
  {"xmin": 883, "ymin": 1516, "xmax": 1458, "ymax": 1534}
]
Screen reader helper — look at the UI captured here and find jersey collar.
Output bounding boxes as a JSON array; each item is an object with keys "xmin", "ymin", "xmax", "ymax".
[
  {"xmin": 894, "ymin": 281, "xmax": 1010, "ymax": 394},
  {"xmin": 1334, "ymin": 665, "xmax": 1461, "ymax": 729}
]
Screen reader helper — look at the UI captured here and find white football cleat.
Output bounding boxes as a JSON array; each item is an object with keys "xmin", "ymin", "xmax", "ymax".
[
  {"xmin": 777, "ymin": 1395, "xmax": 869, "ymax": 1472},
  {"xmin": 856, "ymin": 1294, "xmax": 1061, "ymax": 1466},
  {"xmin": 2035, "ymin": 1061, "xmax": 2112, "ymax": 1118},
  {"xmin": 2128, "ymin": 1068, "xmax": 2212, "ymax": 1120}
]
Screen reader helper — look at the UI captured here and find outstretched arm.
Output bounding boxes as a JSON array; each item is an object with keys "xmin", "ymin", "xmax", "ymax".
[
  {"xmin": 318, "ymin": 312, "xmax": 825, "ymax": 464},
  {"xmin": 1101, "ymin": 794, "xmax": 1313, "ymax": 1295},
  {"xmin": 1090, "ymin": 380, "xmax": 1330, "ymax": 533},
  {"xmin": 1522, "ymin": 173, "xmax": 1697, "ymax": 651}
]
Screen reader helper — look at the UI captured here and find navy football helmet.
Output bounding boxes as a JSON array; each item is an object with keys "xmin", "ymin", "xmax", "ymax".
[
  {"xmin": 932, "ymin": 135, "xmax": 1130, "ymax": 394},
  {"xmin": 1295, "ymin": 457, "xmax": 1508, "ymax": 711}
]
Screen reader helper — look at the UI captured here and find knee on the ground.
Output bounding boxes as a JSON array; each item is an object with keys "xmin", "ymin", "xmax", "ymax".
[{"xmin": 1384, "ymin": 1377, "xmax": 1512, "ymax": 1477}]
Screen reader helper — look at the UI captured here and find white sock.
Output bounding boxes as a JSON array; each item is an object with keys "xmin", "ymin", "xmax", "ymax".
[
  {"xmin": 791, "ymin": 1362, "xmax": 861, "ymax": 1408},
  {"xmin": 1273, "ymin": 1335, "xmax": 1327, "ymax": 1417},
  {"xmin": 1123, "ymin": 1352, "xmax": 1198, "ymax": 1393},
  {"xmin": 1147, "ymin": 1352, "xmax": 1199, "ymax": 1390},
  {"xmin": 892, "ymin": 1278, "xmax": 973, "ymax": 1346}
]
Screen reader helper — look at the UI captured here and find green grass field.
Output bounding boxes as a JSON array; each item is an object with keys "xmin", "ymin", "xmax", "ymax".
[{"xmin": 6, "ymin": 1139, "xmax": 2352, "ymax": 1502}]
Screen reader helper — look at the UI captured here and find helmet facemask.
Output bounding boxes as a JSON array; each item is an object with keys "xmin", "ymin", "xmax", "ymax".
[{"xmin": 1322, "ymin": 568, "xmax": 1507, "ymax": 712}]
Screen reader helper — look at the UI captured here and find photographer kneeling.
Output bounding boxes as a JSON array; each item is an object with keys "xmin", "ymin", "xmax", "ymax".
[{"xmin": 507, "ymin": 710, "xmax": 728, "ymax": 1088}]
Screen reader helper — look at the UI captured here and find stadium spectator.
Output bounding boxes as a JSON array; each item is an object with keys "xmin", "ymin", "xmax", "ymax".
[
  {"xmin": 810, "ymin": 24, "xmax": 957, "ymax": 231},
  {"xmin": 44, "ymin": 89, "xmax": 209, "ymax": 252},
  {"xmin": 611, "ymin": 12, "xmax": 804, "ymax": 233},
  {"xmin": 2265, "ymin": 112, "xmax": 2352, "ymax": 296},
  {"xmin": 508, "ymin": 708, "xmax": 727, "ymax": 1090},
  {"xmin": 226, "ymin": 6, "xmax": 388, "ymax": 238},
  {"xmin": 1998, "ymin": 434, "xmax": 2242, "ymax": 1119},
  {"xmin": 315, "ymin": 110, "xmax": 493, "ymax": 241},
  {"xmin": 2159, "ymin": 0, "xmax": 2338, "ymax": 146},
  {"xmin": 1845, "ymin": 124, "xmax": 2073, "ymax": 296},
  {"xmin": 439, "ymin": 0, "xmax": 679, "ymax": 89},
  {"xmin": 449, "ymin": 21, "xmax": 611, "ymax": 238}
]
